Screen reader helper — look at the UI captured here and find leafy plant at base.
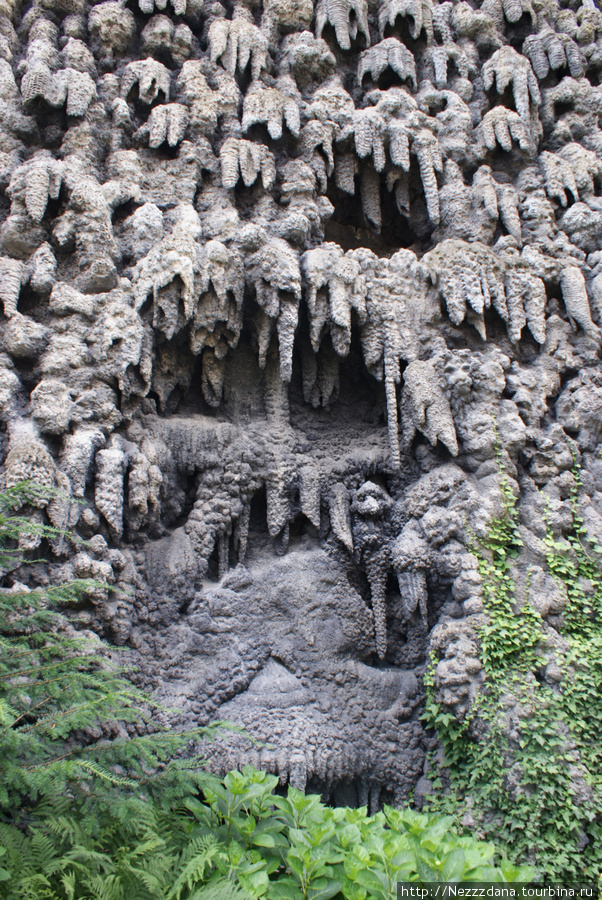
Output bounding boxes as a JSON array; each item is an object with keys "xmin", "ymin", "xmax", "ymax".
[
  {"xmin": 187, "ymin": 766, "xmax": 532, "ymax": 900},
  {"xmin": 1, "ymin": 761, "xmax": 533, "ymax": 900}
]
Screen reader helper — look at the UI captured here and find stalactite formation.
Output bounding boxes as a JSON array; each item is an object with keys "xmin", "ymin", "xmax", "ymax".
[{"xmin": 1, "ymin": 0, "xmax": 602, "ymax": 805}]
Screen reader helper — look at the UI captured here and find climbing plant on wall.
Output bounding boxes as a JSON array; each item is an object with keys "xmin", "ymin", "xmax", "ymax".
[{"xmin": 423, "ymin": 459, "xmax": 602, "ymax": 882}]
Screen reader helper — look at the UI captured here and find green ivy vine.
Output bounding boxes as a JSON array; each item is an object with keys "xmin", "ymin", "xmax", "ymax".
[
  {"xmin": 543, "ymin": 464, "xmax": 602, "ymax": 801},
  {"xmin": 423, "ymin": 457, "xmax": 602, "ymax": 882}
]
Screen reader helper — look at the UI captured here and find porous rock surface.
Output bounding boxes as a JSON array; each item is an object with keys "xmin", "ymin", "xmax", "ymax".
[{"xmin": 1, "ymin": 0, "xmax": 602, "ymax": 808}]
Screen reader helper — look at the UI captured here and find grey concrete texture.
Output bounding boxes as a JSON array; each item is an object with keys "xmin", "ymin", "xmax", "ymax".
[{"xmin": 1, "ymin": 0, "xmax": 602, "ymax": 810}]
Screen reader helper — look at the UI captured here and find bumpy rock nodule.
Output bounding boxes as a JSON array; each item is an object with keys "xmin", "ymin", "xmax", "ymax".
[{"xmin": 1, "ymin": 0, "xmax": 602, "ymax": 809}]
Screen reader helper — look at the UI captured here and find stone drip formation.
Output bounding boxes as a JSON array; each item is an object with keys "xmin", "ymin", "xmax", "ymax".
[{"xmin": 1, "ymin": 0, "xmax": 602, "ymax": 807}]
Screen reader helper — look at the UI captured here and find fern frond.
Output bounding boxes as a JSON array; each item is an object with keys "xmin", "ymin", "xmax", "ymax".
[
  {"xmin": 73, "ymin": 761, "xmax": 138, "ymax": 788},
  {"xmin": 0, "ymin": 699, "xmax": 17, "ymax": 726},
  {"xmin": 192, "ymin": 879, "xmax": 253, "ymax": 900},
  {"xmin": 168, "ymin": 835, "xmax": 226, "ymax": 900},
  {"xmin": 61, "ymin": 871, "xmax": 77, "ymax": 900},
  {"xmin": 83, "ymin": 872, "xmax": 124, "ymax": 900},
  {"xmin": 41, "ymin": 813, "xmax": 87, "ymax": 844}
]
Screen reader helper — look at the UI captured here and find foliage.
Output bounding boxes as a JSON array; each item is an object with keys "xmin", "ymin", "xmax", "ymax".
[
  {"xmin": 475, "ymin": 463, "xmax": 542, "ymax": 673},
  {"xmin": 0, "ymin": 482, "xmax": 216, "ymax": 822},
  {"xmin": 0, "ymin": 764, "xmax": 533, "ymax": 899},
  {"xmin": 0, "ymin": 482, "xmax": 222, "ymax": 898},
  {"xmin": 194, "ymin": 767, "xmax": 532, "ymax": 900},
  {"xmin": 423, "ymin": 459, "xmax": 602, "ymax": 881},
  {"xmin": 541, "ymin": 464, "xmax": 602, "ymax": 876}
]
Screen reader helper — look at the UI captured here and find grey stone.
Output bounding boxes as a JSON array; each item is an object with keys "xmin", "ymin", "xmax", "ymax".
[{"xmin": 1, "ymin": 0, "xmax": 601, "ymax": 811}]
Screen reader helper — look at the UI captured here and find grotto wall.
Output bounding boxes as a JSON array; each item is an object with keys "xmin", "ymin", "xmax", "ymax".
[{"xmin": 2, "ymin": 0, "xmax": 602, "ymax": 809}]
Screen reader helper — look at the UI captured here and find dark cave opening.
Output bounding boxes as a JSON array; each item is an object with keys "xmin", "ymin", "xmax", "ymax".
[
  {"xmin": 504, "ymin": 13, "xmax": 538, "ymax": 49},
  {"xmin": 380, "ymin": 17, "xmax": 428, "ymax": 56},
  {"xmin": 26, "ymin": 103, "xmax": 68, "ymax": 146},
  {"xmin": 307, "ymin": 777, "xmax": 392, "ymax": 815},
  {"xmin": 243, "ymin": 484, "xmax": 270, "ymax": 561},
  {"xmin": 111, "ymin": 197, "xmax": 138, "ymax": 227},
  {"xmin": 324, "ymin": 170, "xmax": 428, "ymax": 252},
  {"xmin": 288, "ymin": 305, "xmax": 388, "ymax": 422},
  {"xmin": 359, "ymin": 68, "xmax": 413, "ymax": 92},
  {"xmin": 318, "ymin": 21, "xmax": 369, "ymax": 57},
  {"xmin": 16, "ymin": 282, "xmax": 48, "ymax": 321},
  {"xmin": 206, "ymin": 537, "xmax": 221, "ymax": 581},
  {"xmin": 287, "ymin": 511, "xmax": 320, "ymax": 547}
]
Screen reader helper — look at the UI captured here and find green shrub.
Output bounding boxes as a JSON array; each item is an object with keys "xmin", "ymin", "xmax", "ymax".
[
  {"xmin": 0, "ymin": 482, "xmax": 218, "ymax": 898},
  {"xmin": 0, "ymin": 765, "xmax": 532, "ymax": 900},
  {"xmin": 194, "ymin": 766, "xmax": 532, "ymax": 899},
  {"xmin": 0, "ymin": 482, "xmax": 213, "ymax": 818}
]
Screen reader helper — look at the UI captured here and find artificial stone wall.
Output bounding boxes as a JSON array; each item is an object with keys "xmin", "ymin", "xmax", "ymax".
[{"xmin": 2, "ymin": 0, "xmax": 602, "ymax": 808}]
